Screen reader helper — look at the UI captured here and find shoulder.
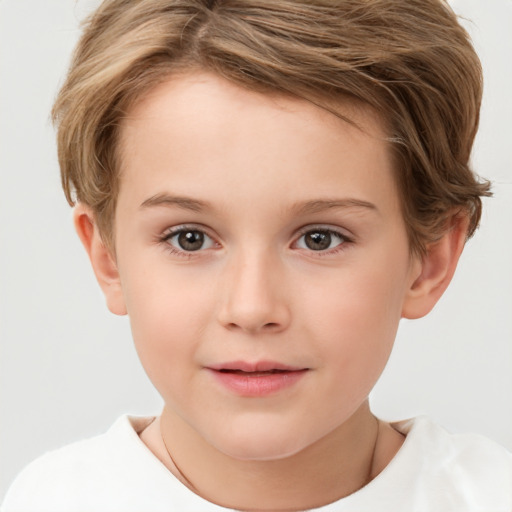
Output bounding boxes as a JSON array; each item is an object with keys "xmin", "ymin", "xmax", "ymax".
[
  {"xmin": 391, "ymin": 416, "xmax": 512, "ymax": 508},
  {"xmin": 1, "ymin": 416, "xmax": 174, "ymax": 512},
  {"xmin": 393, "ymin": 416, "xmax": 512, "ymax": 469}
]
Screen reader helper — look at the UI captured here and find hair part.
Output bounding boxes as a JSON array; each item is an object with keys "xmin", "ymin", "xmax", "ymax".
[{"xmin": 52, "ymin": 0, "xmax": 491, "ymax": 255}]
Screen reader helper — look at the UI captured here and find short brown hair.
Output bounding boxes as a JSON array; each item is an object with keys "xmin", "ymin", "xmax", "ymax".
[{"xmin": 52, "ymin": 0, "xmax": 491, "ymax": 254}]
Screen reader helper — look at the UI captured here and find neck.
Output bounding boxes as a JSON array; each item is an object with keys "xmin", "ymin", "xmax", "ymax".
[{"xmin": 155, "ymin": 402, "xmax": 382, "ymax": 511}]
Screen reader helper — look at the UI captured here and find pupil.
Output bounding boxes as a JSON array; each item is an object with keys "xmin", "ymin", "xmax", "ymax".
[
  {"xmin": 178, "ymin": 231, "xmax": 204, "ymax": 251},
  {"xmin": 305, "ymin": 231, "xmax": 331, "ymax": 250}
]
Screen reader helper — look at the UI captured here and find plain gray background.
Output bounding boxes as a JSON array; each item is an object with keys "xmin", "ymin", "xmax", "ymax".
[{"xmin": 1, "ymin": 0, "xmax": 511, "ymax": 502}]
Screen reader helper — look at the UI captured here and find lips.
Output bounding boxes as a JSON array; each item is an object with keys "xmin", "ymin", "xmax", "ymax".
[
  {"xmin": 208, "ymin": 360, "xmax": 305, "ymax": 373},
  {"xmin": 219, "ymin": 369, "xmax": 290, "ymax": 376},
  {"xmin": 206, "ymin": 361, "xmax": 309, "ymax": 396}
]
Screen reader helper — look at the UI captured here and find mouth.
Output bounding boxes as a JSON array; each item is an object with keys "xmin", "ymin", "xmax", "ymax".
[
  {"xmin": 206, "ymin": 361, "xmax": 309, "ymax": 396},
  {"xmin": 208, "ymin": 360, "xmax": 307, "ymax": 373},
  {"xmin": 218, "ymin": 369, "xmax": 293, "ymax": 376}
]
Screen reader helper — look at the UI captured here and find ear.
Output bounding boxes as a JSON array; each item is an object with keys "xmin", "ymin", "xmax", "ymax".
[
  {"xmin": 402, "ymin": 213, "xmax": 469, "ymax": 319},
  {"xmin": 73, "ymin": 204, "xmax": 127, "ymax": 316}
]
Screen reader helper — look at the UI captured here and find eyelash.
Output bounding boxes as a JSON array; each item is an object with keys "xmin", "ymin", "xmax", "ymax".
[
  {"xmin": 159, "ymin": 225, "xmax": 353, "ymax": 259},
  {"xmin": 159, "ymin": 224, "xmax": 216, "ymax": 259},
  {"xmin": 295, "ymin": 226, "xmax": 353, "ymax": 256}
]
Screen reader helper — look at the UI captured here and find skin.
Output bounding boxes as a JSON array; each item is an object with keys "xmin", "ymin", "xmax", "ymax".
[{"xmin": 75, "ymin": 72, "xmax": 468, "ymax": 511}]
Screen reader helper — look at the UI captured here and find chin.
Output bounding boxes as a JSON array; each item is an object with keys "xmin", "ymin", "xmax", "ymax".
[
  {"xmin": 205, "ymin": 419, "xmax": 317, "ymax": 462},
  {"xmin": 221, "ymin": 438, "xmax": 305, "ymax": 462}
]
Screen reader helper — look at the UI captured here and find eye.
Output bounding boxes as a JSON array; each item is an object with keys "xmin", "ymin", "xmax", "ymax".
[
  {"xmin": 164, "ymin": 227, "xmax": 215, "ymax": 252},
  {"xmin": 295, "ymin": 228, "xmax": 348, "ymax": 252}
]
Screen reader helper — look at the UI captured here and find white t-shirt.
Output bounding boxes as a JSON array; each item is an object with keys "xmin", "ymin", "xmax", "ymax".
[{"xmin": 2, "ymin": 415, "xmax": 512, "ymax": 512}]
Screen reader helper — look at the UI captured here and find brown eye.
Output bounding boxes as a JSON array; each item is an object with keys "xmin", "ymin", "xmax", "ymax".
[
  {"xmin": 305, "ymin": 231, "xmax": 331, "ymax": 250},
  {"xmin": 177, "ymin": 231, "xmax": 204, "ymax": 251},
  {"xmin": 297, "ymin": 229, "xmax": 346, "ymax": 252},
  {"xmin": 166, "ymin": 228, "xmax": 214, "ymax": 252}
]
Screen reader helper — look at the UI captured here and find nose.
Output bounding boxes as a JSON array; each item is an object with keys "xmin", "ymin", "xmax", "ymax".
[{"xmin": 217, "ymin": 249, "xmax": 291, "ymax": 334}]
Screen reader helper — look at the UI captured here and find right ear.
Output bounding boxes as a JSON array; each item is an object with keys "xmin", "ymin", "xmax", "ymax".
[{"xmin": 73, "ymin": 204, "xmax": 127, "ymax": 316}]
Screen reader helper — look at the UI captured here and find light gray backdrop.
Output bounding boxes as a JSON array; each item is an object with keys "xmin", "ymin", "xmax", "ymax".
[{"xmin": 1, "ymin": 0, "xmax": 511, "ymax": 501}]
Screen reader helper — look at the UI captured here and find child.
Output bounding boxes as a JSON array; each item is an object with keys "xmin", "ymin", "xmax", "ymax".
[{"xmin": 2, "ymin": 0, "xmax": 511, "ymax": 510}]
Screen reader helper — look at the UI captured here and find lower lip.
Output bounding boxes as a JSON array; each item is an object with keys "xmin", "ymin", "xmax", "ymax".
[{"xmin": 208, "ymin": 369, "xmax": 308, "ymax": 397}]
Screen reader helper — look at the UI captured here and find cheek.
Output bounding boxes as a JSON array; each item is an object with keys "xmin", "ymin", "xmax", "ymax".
[
  {"xmin": 121, "ymin": 267, "xmax": 213, "ymax": 389},
  {"xmin": 301, "ymin": 258, "xmax": 408, "ymax": 386}
]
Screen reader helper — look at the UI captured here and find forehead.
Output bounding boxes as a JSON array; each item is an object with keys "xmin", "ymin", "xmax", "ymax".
[
  {"xmin": 120, "ymin": 70, "xmax": 389, "ymax": 150},
  {"xmin": 116, "ymin": 71, "xmax": 400, "ymax": 221}
]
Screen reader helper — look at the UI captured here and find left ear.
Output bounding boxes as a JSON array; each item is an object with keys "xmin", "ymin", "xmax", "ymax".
[{"xmin": 402, "ymin": 213, "xmax": 469, "ymax": 319}]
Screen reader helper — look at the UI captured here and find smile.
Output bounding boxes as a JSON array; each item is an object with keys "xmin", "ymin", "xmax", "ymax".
[{"xmin": 206, "ymin": 361, "xmax": 309, "ymax": 397}]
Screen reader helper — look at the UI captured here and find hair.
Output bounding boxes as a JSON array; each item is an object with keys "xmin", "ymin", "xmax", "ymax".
[{"xmin": 52, "ymin": 0, "xmax": 491, "ymax": 255}]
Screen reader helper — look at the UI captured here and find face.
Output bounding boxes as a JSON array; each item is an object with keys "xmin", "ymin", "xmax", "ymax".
[{"xmin": 112, "ymin": 72, "xmax": 420, "ymax": 460}]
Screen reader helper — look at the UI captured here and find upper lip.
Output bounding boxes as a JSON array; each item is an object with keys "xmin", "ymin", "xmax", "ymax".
[{"xmin": 207, "ymin": 361, "xmax": 307, "ymax": 372}]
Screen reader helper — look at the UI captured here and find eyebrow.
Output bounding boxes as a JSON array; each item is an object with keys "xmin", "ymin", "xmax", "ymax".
[
  {"xmin": 140, "ymin": 194, "xmax": 213, "ymax": 212},
  {"xmin": 140, "ymin": 194, "xmax": 379, "ymax": 215},
  {"xmin": 291, "ymin": 198, "xmax": 379, "ymax": 216}
]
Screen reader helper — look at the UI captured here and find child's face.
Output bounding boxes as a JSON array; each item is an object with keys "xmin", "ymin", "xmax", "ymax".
[{"xmin": 112, "ymin": 72, "xmax": 420, "ymax": 460}]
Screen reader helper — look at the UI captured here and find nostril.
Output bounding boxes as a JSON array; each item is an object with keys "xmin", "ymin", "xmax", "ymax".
[
  {"xmin": 218, "ymin": 298, "xmax": 291, "ymax": 333},
  {"xmin": 225, "ymin": 321, "xmax": 280, "ymax": 333}
]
